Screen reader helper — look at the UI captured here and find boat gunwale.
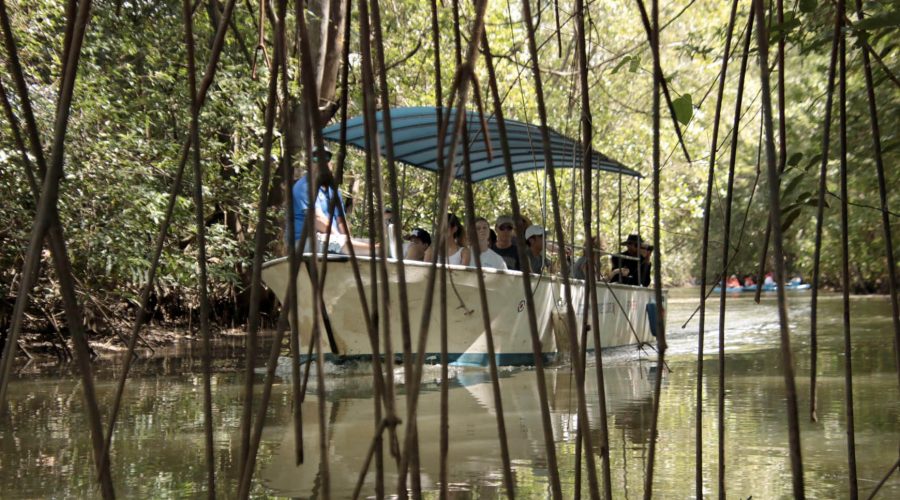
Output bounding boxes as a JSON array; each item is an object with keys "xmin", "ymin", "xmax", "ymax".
[{"xmin": 261, "ymin": 254, "xmax": 666, "ymax": 296}]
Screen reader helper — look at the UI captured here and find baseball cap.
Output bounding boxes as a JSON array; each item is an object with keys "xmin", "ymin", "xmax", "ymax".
[
  {"xmin": 311, "ymin": 144, "xmax": 333, "ymax": 162},
  {"xmin": 525, "ymin": 225, "xmax": 545, "ymax": 241},
  {"xmin": 495, "ymin": 215, "xmax": 514, "ymax": 228}
]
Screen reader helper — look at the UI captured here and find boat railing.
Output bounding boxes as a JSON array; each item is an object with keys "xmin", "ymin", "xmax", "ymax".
[{"xmin": 545, "ymin": 240, "xmax": 641, "ymax": 262}]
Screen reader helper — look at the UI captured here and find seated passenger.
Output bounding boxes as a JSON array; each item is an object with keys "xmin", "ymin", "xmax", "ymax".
[
  {"xmin": 403, "ymin": 228, "xmax": 431, "ymax": 261},
  {"xmin": 424, "ymin": 213, "xmax": 470, "ymax": 266},
  {"xmin": 382, "ymin": 205, "xmax": 400, "ymax": 258},
  {"xmin": 744, "ymin": 275, "xmax": 756, "ymax": 287},
  {"xmin": 726, "ymin": 274, "xmax": 741, "ymax": 288},
  {"xmin": 638, "ymin": 242, "xmax": 653, "ymax": 287},
  {"xmin": 610, "ymin": 234, "xmax": 643, "ymax": 285},
  {"xmin": 512, "ymin": 214, "xmax": 532, "ymax": 245},
  {"xmin": 764, "ymin": 272, "xmax": 775, "ymax": 286},
  {"xmin": 573, "ymin": 236, "xmax": 606, "ymax": 280},
  {"xmin": 491, "ymin": 215, "xmax": 520, "ymax": 271},
  {"xmin": 524, "ymin": 225, "xmax": 548, "ymax": 274},
  {"xmin": 471, "ymin": 217, "xmax": 508, "ymax": 270}
]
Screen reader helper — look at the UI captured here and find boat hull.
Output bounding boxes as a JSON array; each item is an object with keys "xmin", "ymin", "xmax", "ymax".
[{"xmin": 261, "ymin": 255, "xmax": 661, "ymax": 366}]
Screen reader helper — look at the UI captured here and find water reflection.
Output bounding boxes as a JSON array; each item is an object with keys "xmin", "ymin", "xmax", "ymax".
[
  {"xmin": 259, "ymin": 362, "xmax": 657, "ymax": 497},
  {"xmin": 0, "ymin": 290, "xmax": 897, "ymax": 498}
]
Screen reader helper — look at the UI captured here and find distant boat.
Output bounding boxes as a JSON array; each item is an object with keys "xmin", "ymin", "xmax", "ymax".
[{"xmin": 712, "ymin": 281, "xmax": 811, "ymax": 293}]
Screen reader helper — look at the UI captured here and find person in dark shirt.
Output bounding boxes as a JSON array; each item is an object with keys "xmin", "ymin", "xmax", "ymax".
[
  {"xmin": 610, "ymin": 234, "xmax": 643, "ymax": 285},
  {"xmin": 491, "ymin": 215, "xmax": 520, "ymax": 271},
  {"xmin": 524, "ymin": 225, "xmax": 549, "ymax": 274},
  {"xmin": 574, "ymin": 236, "xmax": 606, "ymax": 280},
  {"xmin": 638, "ymin": 242, "xmax": 653, "ymax": 287}
]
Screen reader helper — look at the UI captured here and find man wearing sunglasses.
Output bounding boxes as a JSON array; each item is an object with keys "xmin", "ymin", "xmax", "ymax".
[{"xmin": 491, "ymin": 215, "xmax": 520, "ymax": 271}]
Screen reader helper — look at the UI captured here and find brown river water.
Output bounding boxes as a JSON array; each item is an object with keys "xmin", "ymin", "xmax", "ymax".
[{"xmin": 1, "ymin": 288, "xmax": 897, "ymax": 498}]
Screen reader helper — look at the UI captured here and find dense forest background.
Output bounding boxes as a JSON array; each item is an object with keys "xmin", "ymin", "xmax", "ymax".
[{"xmin": 0, "ymin": 0, "xmax": 897, "ymax": 332}]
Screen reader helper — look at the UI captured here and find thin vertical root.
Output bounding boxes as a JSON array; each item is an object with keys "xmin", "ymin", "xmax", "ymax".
[
  {"xmin": 753, "ymin": 0, "xmax": 806, "ymax": 496},
  {"xmin": 644, "ymin": 1, "xmax": 667, "ymax": 497},
  {"xmin": 810, "ymin": 3, "xmax": 841, "ymax": 425}
]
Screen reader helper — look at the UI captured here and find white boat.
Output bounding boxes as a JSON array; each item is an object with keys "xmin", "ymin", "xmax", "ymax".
[
  {"xmin": 262, "ymin": 106, "xmax": 664, "ymax": 366},
  {"xmin": 260, "ymin": 254, "xmax": 662, "ymax": 366}
]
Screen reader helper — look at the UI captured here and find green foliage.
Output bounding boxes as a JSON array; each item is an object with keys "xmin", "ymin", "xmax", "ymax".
[
  {"xmin": 851, "ymin": 7, "xmax": 900, "ymax": 32},
  {"xmin": 1, "ymin": 0, "xmax": 898, "ymax": 327},
  {"xmin": 799, "ymin": 0, "xmax": 818, "ymax": 14}
]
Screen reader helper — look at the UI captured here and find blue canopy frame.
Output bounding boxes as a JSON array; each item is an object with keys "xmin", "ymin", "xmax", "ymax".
[{"xmin": 321, "ymin": 106, "xmax": 642, "ymax": 183}]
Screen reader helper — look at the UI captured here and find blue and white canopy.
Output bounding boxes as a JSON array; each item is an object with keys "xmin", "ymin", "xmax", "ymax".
[{"xmin": 321, "ymin": 106, "xmax": 641, "ymax": 183}]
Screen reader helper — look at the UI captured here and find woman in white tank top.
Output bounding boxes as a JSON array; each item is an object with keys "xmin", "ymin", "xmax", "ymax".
[
  {"xmin": 469, "ymin": 217, "xmax": 508, "ymax": 270},
  {"xmin": 424, "ymin": 213, "xmax": 470, "ymax": 266}
]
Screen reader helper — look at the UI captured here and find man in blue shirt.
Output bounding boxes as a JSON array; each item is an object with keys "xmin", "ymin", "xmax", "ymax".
[{"xmin": 292, "ymin": 145, "xmax": 350, "ymax": 253}]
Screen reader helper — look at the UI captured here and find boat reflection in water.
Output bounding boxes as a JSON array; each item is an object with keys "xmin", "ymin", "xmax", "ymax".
[{"xmin": 259, "ymin": 360, "xmax": 656, "ymax": 497}]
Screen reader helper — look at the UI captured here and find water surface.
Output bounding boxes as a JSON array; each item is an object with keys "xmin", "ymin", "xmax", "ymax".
[{"xmin": 1, "ymin": 288, "xmax": 897, "ymax": 498}]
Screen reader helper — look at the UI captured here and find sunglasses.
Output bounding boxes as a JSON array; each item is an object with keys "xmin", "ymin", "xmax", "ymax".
[
  {"xmin": 498, "ymin": 224, "xmax": 513, "ymax": 231},
  {"xmin": 312, "ymin": 153, "xmax": 333, "ymax": 163}
]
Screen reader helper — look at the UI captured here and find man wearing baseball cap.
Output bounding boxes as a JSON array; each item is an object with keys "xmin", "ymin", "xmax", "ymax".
[
  {"xmin": 491, "ymin": 215, "xmax": 520, "ymax": 271},
  {"xmin": 524, "ymin": 224, "xmax": 548, "ymax": 274},
  {"xmin": 293, "ymin": 144, "xmax": 372, "ymax": 254}
]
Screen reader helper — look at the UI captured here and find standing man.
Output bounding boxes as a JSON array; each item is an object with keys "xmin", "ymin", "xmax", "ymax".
[
  {"xmin": 610, "ymin": 234, "xmax": 643, "ymax": 285},
  {"xmin": 293, "ymin": 144, "xmax": 371, "ymax": 254},
  {"xmin": 491, "ymin": 215, "xmax": 520, "ymax": 271},
  {"xmin": 638, "ymin": 242, "xmax": 653, "ymax": 287}
]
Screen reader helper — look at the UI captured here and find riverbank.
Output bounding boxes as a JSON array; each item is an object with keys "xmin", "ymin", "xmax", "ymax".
[{"xmin": 1, "ymin": 277, "xmax": 279, "ymax": 361}]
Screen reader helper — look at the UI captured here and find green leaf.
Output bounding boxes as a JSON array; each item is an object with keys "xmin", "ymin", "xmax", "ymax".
[
  {"xmin": 781, "ymin": 201, "xmax": 802, "ymax": 215},
  {"xmin": 805, "ymin": 153, "xmax": 823, "ymax": 170},
  {"xmin": 611, "ymin": 55, "xmax": 631, "ymax": 75},
  {"xmin": 787, "ymin": 152, "xmax": 804, "ymax": 167},
  {"xmin": 800, "ymin": 0, "xmax": 817, "ymax": 13},
  {"xmin": 782, "ymin": 207, "xmax": 803, "ymax": 232},
  {"xmin": 629, "ymin": 55, "xmax": 642, "ymax": 73},
  {"xmin": 883, "ymin": 137, "xmax": 900, "ymax": 154},
  {"xmin": 783, "ymin": 173, "xmax": 805, "ymax": 197},
  {"xmin": 769, "ymin": 14, "xmax": 802, "ymax": 44},
  {"xmin": 852, "ymin": 9, "xmax": 900, "ymax": 32},
  {"xmin": 672, "ymin": 93, "xmax": 693, "ymax": 126}
]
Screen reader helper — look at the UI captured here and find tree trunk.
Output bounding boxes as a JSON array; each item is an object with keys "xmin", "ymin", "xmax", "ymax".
[
  {"xmin": 286, "ymin": 0, "xmax": 346, "ymax": 161},
  {"xmin": 317, "ymin": 0, "xmax": 345, "ymax": 106}
]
